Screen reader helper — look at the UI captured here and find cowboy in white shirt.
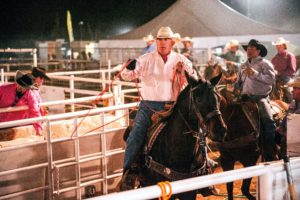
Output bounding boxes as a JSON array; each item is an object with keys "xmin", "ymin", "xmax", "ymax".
[{"xmin": 121, "ymin": 26, "xmax": 198, "ymax": 171}]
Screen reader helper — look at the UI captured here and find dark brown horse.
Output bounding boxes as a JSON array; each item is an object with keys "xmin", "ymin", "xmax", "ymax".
[
  {"xmin": 120, "ymin": 73, "xmax": 227, "ymax": 199},
  {"xmin": 204, "ymin": 62, "xmax": 238, "ymax": 86},
  {"xmin": 215, "ymin": 89, "xmax": 287, "ymax": 200},
  {"xmin": 270, "ymin": 79, "xmax": 293, "ymax": 104}
]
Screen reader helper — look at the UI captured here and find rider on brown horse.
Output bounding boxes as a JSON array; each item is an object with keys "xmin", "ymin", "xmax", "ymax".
[
  {"xmin": 271, "ymin": 37, "xmax": 297, "ymax": 103},
  {"xmin": 277, "ymin": 77, "xmax": 300, "ymax": 157},
  {"xmin": 120, "ymin": 27, "xmax": 198, "ymax": 173},
  {"xmin": 236, "ymin": 39, "xmax": 277, "ymax": 161}
]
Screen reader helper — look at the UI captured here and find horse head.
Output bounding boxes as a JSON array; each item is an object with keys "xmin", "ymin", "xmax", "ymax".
[{"xmin": 185, "ymin": 72, "xmax": 227, "ymax": 142}]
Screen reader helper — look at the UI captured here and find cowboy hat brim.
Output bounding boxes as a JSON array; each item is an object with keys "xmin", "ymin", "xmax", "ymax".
[
  {"xmin": 15, "ymin": 71, "xmax": 38, "ymax": 90},
  {"xmin": 285, "ymin": 78, "xmax": 300, "ymax": 88},
  {"xmin": 242, "ymin": 40, "xmax": 268, "ymax": 57},
  {"xmin": 32, "ymin": 67, "xmax": 51, "ymax": 80}
]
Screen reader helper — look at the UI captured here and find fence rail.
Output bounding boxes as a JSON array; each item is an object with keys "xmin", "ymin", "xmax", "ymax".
[
  {"xmin": 0, "ymin": 102, "xmax": 138, "ymax": 199},
  {"xmin": 88, "ymin": 157, "xmax": 300, "ymax": 200}
]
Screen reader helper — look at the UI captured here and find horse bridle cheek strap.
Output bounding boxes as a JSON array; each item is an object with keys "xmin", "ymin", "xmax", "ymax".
[
  {"xmin": 190, "ymin": 97, "xmax": 222, "ymax": 134},
  {"xmin": 190, "ymin": 87, "xmax": 222, "ymax": 122}
]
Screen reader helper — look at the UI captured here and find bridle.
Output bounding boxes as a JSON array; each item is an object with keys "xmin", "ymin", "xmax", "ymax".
[{"xmin": 179, "ymin": 84, "xmax": 225, "ymax": 137}]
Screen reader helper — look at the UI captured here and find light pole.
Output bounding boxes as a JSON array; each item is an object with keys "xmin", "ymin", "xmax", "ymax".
[
  {"xmin": 79, "ymin": 21, "xmax": 84, "ymax": 41},
  {"xmin": 78, "ymin": 21, "xmax": 84, "ymax": 57}
]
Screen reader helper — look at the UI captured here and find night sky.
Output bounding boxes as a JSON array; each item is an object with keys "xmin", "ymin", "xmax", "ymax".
[
  {"xmin": 0, "ymin": 0, "xmax": 299, "ymax": 48},
  {"xmin": 0, "ymin": 0, "xmax": 176, "ymax": 47}
]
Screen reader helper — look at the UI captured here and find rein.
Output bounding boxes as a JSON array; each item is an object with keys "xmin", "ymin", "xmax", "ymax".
[{"xmin": 70, "ymin": 62, "xmax": 129, "ymax": 138}]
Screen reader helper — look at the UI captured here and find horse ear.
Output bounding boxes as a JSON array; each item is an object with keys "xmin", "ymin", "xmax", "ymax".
[
  {"xmin": 210, "ymin": 73, "xmax": 222, "ymax": 86},
  {"xmin": 185, "ymin": 71, "xmax": 198, "ymax": 86}
]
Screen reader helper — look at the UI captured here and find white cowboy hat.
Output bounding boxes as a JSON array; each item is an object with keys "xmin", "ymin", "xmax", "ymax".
[
  {"xmin": 173, "ymin": 33, "xmax": 181, "ymax": 43},
  {"xmin": 181, "ymin": 36, "xmax": 192, "ymax": 43},
  {"xmin": 228, "ymin": 40, "xmax": 239, "ymax": 47},
  {"xmin": 272, "ymin": 37, "xmax": 290, "ymax": 46},
  {"xmin": 286, "ymin": 77, "xmax": 300, "ymax": 88},
  {"xmin": 143, "ymin": 34, "xmax": 154, "ymax": 42},
  {"xmin": 156, "ymin": 27, "xmax": 174, "ymax": 39}
]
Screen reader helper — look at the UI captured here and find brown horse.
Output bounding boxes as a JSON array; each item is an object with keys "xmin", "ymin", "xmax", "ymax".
[
  {"xmin": 204, "ymin": 62, "xmax": 238, "ymax": 86},
  {"xmin": 270, "ymin": 79, "xmax": 293, "ymax": 104},
  {"xmin": 214, "ymin": 88, "xmax": 287, "ymax": 200}
]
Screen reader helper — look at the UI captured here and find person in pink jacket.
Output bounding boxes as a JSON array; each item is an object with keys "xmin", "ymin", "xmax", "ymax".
[
  {"xmin": 31, "ymin": 67, "xmax": 51, "ymax": 116},
  {"xmin": 0, "ymin": 71, "xmax": 43, "ymax": 136}
]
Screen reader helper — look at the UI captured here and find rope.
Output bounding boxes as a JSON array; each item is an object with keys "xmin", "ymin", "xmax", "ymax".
[
  {"xmin": 206, "ymin": 142, "xmax": 220, "ymax": 159},
  {"xmin": 157, "ymin": 181, "xmax": 172, "ymax": 200},
  {"xmin": 70, "ymin": 62, "xmax": 128, "ymax": 138},
  {"xmin": 80, "ymin": 109, "xmax": 135, "ymax": 136},
  {"xmin": 70, "ymin": 60, "xmax": 187, "ymax": 138},
  {"xmin": 136, "ymin": 61, "xmax": 185, "ymax": 115}
]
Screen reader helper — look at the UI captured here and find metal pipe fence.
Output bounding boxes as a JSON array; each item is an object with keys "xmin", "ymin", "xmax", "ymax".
[
  {"xmin": 88, "ymin": 158, "xmax": 300, "ymax": 200},
  {"xmin": 0, "ymin": 102, "xmax": 138, "ymax": 199}
]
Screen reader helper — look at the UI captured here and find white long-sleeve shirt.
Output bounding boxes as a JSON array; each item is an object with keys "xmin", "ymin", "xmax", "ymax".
[{"xmin": 121, "ymin": 51, "xmax": 197, "ymax": 101}]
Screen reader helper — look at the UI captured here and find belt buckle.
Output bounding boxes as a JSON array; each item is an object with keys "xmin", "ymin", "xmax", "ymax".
[{"xmin": 145, "ymin": 156, "xmax": 152, "ymax": 168}]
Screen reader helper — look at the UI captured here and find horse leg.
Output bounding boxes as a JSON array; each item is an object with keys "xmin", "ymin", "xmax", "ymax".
[
  {"xmin": 174, "ymin": 191, "xmax": 196, "ymax": 200},
  {"xmin": 119, "ymin": 169, "xmax": 142, "ymax": 191},
  {"xmin": 240, "ymin": 153, "xmax": 258, "ymax": 200},
  {"xmin": 220, "ymin": 155, "xmax": 235, "ymax": 200},
  {"xmin": 241, "ymin": 178, "xmax": 255, "ymax": 200}
]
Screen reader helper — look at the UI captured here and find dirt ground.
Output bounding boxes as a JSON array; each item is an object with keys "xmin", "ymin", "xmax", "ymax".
[
  {"xmin": 196, "ymin": 150, "xmax": 257, "ymax": 200},
  {"xmin": 196, "ymin": 164, "xmax": 257, "ymax": 200}
]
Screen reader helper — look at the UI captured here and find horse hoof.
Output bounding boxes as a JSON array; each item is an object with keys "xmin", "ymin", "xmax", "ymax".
[
  {"xmin": 198, "ymin": 185, "xmax": 219, "ymax": 196},
  {"xmin": 243, "ymin": 193, "xmax": 255, "ymax": 200},
  {"xmin": 119, "ymin": 170, "xmax": 141, "ymax": 191}
]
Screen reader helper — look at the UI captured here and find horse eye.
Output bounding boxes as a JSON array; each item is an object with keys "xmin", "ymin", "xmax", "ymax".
[{"xmin": 196, "ymin": 98, "xmax": 202, "ymax": 103}]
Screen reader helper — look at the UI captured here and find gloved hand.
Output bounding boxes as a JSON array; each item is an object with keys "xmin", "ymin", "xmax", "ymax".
[
  {"xmin": 175, "ymin": 61, "xmax": 184, "ymax": 73},
  {"xmin": 126, "ymin": 59, "xmax": 137, "ymax": 70},
  {"xmin": 244, "ymin": 66, "xmax": 256, "ymax": 76}
]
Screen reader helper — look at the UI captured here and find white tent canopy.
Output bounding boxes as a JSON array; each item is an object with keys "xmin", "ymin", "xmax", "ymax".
[
  {"xmin": 99, "ymin": 0, "xmax": 300, "ymax": 63},
  {"xmin": 114, "ymin": 0, "xmax": 293, "ymax": 39}
]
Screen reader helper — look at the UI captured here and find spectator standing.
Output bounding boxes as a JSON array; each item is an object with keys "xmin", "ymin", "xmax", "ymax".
[
  {"xmin": 173, "ymin": 33, "xmax": 181, "ymax": 53},
  {"xmin": 0, "ymin": 71, "xmax": 43, "ymax": 136},
  {"xmin": 141, "ymin": 34, "xmax": 156, "ymax": 55},
  {"xmin": 181, "ymin": 36, "xmax": 194, "ymax": 63}
]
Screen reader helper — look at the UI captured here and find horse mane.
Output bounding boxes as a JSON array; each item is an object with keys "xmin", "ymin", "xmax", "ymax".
[
  {"xmin": 175, "ymin": 79, "xmax": 211, "ymax": 109},
  {"xmin": 176, "ymin": 84, "xmax": 191, "ymax": 105}
]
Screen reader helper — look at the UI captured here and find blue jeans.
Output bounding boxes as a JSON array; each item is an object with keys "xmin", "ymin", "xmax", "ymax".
[{"xmin": 123, "ymin": 101, "xmax": 169, "ymax": 171}]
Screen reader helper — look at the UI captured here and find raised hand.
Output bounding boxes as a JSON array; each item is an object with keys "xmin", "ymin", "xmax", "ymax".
[
  {"xmin": 244, "ymin": 66, "xmax": 256, "ymax": 76},
  {"xmin": 126, "ymin": 59, "xmax": 137, "ymax": 70},
  {"xmin": 175, "ymin": 61, "xmax": 185, "ymax": 73}
]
